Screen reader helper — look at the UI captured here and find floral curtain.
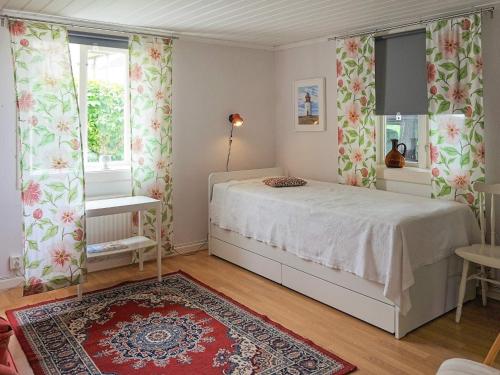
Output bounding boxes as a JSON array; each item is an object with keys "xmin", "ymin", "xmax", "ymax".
[
  {"xmin": 426, "ymin": 15, "xmax": 484, "ymax": 214},
  {"xmin": 336, "ymin": 35, "xmax": 376, "ymax": 187},
  {"xmin": 9, "ymin": 20, "xmax": 86, "ymax": 295},
  {"xmin": 129, "ymin": 35, "xmax": 173, "ymax": 255}
]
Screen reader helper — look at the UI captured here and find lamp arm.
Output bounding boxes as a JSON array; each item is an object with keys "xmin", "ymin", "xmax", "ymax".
[{"xmin": 225, "ymin": 125, "xmax": 234, "ymax": 172}]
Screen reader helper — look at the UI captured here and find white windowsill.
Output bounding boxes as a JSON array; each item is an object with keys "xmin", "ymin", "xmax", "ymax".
[
  {"xmin": 84, "ymin": 165, "xmax": 132, "ymax": 200},
  {"xmin": 85, "ymin": 165, "xmax": 131, "ymax": 183},
  {"xmin": 376, "ymin": 165, "xmax": 431, "ymax": 185}
]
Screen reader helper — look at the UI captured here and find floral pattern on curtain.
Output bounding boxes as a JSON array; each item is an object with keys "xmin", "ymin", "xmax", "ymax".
[
  {"xmin": 129, "ymin": 35, "xmax": 173, "ymax": 255},
  {"xmin": 336, "ymin": 35, "xmax": 376, "ymax": 188},
  {"xmin": 9, "ymin": 20, "xmax": 86, "ymax": 295},
  {"xmin": 426, "ymin": 14, "xmax": 484, "ymax": 214}
]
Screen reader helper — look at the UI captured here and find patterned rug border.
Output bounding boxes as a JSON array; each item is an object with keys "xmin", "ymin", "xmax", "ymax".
[{"xmin": 7, "ymin": 270, "xmax": 357, "ymax": 375}]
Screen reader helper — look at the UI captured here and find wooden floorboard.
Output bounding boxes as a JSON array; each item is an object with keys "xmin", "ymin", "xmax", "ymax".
[{"xmin": 1, "ymin": 250, "xmax": 499, "ymax": 374}]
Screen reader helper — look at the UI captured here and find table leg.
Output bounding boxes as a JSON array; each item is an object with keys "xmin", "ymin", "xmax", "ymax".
[
  {"xmin": 156, "ymin": 205, "xmax": 162, "ymax": 281},
  {"xmin": 138, "ymin": 210, "xmax": 144, "ymax": 271},
  {"xmin": 77, "ymin": 284, "xmax": 82, "ymax": 300}
]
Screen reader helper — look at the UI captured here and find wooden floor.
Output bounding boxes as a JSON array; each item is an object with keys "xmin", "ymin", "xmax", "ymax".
[{"xmin": 1, "ymin": 250, "xmax": 499, "ymax": 374}]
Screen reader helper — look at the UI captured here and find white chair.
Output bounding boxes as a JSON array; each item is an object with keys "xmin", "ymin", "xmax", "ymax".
[
  {"xmin": 455, "ymin": 182, "xmax": 500, "ymax": 323},
  {"xmin": 436, "ymin": 333, "xmax": 500, "ymax": 374}
]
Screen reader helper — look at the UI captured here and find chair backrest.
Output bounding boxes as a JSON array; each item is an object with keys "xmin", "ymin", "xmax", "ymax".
[
  {"xmin": 484, "ymin": 333, "xmax": 500, "ymax": 366},
  {"xmin": 474, "ymin": 182, "xmax": 500, "ymax": 246}
]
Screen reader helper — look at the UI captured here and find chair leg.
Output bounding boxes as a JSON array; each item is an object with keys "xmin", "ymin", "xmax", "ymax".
[
  {"xmin": 456, "ymin": 260, "xmax": 470, "ymax": 323},
  {"xmin": 480, "ymin": 265, "xmax": 488, "ymax": 307}
]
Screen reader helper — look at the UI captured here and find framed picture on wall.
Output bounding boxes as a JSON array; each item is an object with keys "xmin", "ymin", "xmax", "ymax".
[{"xmin": 294, "ymin": 78, "xmax": 325, "ymax": 131}]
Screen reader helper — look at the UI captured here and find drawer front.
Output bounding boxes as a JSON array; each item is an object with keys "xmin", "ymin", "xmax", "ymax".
[
  {"xmin": 282, "ymin": 265, "xmax": 395, "ymax": 333},
  {"xmin": 211, "ymin": 224, "xmax": 390, "ymax": 304},
  {"xmin": 211, "ymin": 238, "xmax": 282, "ymax": 283}
]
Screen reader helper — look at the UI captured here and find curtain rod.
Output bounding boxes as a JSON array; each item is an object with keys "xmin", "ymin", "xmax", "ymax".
[
  {"xmin": 0, "ymin": 11, "xmax": 179, "ymax": 40},
  {"xmin": 328, "ymin": 6, "xmax": 494, "ymax": 41}
]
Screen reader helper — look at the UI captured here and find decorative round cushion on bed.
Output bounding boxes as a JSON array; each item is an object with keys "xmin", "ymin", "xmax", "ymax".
[{"xmin": 263, "ymin": 176, "xmax": 307, "ymax": 188}]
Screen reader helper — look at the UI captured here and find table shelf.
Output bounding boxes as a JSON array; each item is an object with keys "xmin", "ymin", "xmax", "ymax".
[
  {"xmin": 86, "ymin": 196, "xmax": 161, "ymax": 218},
  {"xmin": 87, "ymin": 236, "xmax": 157, "ymax": 259},
  {"xmin": 78, "ymin": 195, "xmax": 162, "ymax": 299}
]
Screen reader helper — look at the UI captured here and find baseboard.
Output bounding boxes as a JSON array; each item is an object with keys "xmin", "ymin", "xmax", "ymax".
[
  {"xmin": 0, "ymin": 241, "xmax": 208, "ymax": 284},
  {"xmin": 173, "ymin": 240, "xmax": 208, "ymax": 254},
  {"xmin": 0, "ymin": 276, "xmax": 23, "ymax": 291}
]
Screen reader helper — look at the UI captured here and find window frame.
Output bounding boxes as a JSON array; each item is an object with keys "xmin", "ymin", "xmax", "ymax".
[
  {"xmin": 72, "ymin": 43, "xmax": 131, "ymax": 172},
  {"xmin": 377, "ymin": 114, "xmax": 429, "ymax": 170}
]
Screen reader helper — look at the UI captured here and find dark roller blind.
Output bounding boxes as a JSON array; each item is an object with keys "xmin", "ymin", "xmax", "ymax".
[
  {"xmin": 375, "ymin": 29, "xmax": 427, "ymax": 115},
  {"xmin": 68, "ymin": 30, "xmax": 129, "ymax": 49}
]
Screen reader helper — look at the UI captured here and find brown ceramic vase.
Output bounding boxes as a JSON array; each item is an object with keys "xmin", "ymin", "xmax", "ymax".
[{"xmin": 385, "ymin": 139, "xmax": 407, "ymax": 168}]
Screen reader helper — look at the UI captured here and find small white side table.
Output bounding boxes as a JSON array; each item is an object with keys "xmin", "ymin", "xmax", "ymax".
[{"xmin": 77, "ymin": 196, "xmax": 162, "ymax": 298}]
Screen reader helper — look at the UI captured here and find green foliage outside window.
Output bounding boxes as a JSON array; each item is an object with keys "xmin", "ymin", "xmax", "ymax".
[{"xmin": 87, "ymin": 80, "xmax": 125, "ymax": 162}]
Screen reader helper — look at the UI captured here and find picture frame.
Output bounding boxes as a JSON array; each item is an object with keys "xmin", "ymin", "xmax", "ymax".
[{"xmin": 294, "ymin": 78, "xmax": 325, "ymax": 131}]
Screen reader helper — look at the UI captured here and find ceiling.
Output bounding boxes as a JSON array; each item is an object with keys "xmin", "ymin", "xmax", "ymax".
[{"xmin": 0, "ymin": 0, "xmax": 496, "ymax": 47}]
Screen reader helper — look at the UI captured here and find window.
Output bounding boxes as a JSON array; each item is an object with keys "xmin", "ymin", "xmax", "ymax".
[
  {"xmin": 69, "ymin": 40, "xmax": 129, "ymax": 169},
  {"xmin": 378, "ymin": 114, "xmax": 428, "ymax": 169},
  {"xmin": 374, "ymin": 29, "xmax": 430, "ymax": 171},
  {"xmin": 375, "ymin": 30, "xmax": 427, "ymax": 115}
]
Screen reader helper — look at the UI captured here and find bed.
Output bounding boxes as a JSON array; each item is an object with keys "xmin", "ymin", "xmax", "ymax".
[{"xmin": 208, "ymin": 167, "xmax": 480, "ymax": 338}]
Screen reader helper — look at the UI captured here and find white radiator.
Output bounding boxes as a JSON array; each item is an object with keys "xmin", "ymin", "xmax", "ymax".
[{"xmin": 86, "ymin": 213, "xmax": 132, "ymax": 245}]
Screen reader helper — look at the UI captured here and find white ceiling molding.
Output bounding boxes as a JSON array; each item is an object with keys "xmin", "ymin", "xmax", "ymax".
[
  {"xmin": 273, "ymin": 36, "xmax": 330, "ymax": 51},
  {"xmin": 0, "ymin": 9, "xmax": 178, "ymax": 39},
  {"xmin": 1, "ymin": 0, "xmax": 499, "ymax": 48},
  {"xmin": 328, "ymin": 4, "xmax": 495, "ymax": 40},
  {"xmin": 276, "ymin": 1, "xmax": 499, "ymax": 50},
  {"xmin": 174, "ymin": 34, "xmax": 274, "ymax": 51},
  {"xmin": 0, "ymin": 8, "xmax": 274, "ymax": 50}
]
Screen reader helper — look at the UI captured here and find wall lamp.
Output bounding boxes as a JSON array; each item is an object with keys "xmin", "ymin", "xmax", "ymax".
[{"xmin": 226, "ymin": 113, "xmax": 244, "ymax": 171}]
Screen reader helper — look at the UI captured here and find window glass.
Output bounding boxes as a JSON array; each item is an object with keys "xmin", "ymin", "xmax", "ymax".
[
  {"xmin": 384, "ymin": 115, "xmax": 419, "ymax": 163},
  {"xmin": 69, "ymin": 44, "xmax": 128, "ymax": 165}
]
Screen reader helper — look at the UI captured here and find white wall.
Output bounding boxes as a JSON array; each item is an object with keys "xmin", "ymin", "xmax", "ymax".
[
  {"xmin": 274, "ymin": 42, "xmax": 338, "ymax": 181},
  {"xmin": 274, "ymin": 14, "xmax": 500, "ymax": 210},
  {"xmin": 0, "ymin": 26, "xmax": 22, "ymax": 280},
  {"xmin": 0, "ymin": 34, "xmax": 275, "ymax": 280},
  {"xmin": 482, "ymin": 13, "xmax": 500, "ymax": 291},
  {"xmin": 273, "ymin": 15, "xmax": 500, "ymax": 295},
  {"xmin": 0, "ymin": 13, "xmax": 497, "ymax": 281},
  {"xmin": 483, "ymin": 14, "xmax": 500, "ymax": 187},
  {"xmin": 172, "ymin": 39, "xmax": 275, "ymax": 245}
]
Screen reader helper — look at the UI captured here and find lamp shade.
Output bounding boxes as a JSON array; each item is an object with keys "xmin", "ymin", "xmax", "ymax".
[{"xmin": 229, "ymin": 113, "xmax": 244, "ymax": 127}]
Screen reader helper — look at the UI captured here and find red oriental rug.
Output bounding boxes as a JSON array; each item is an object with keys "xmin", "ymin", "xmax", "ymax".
[{"xmin": 7, "ymin": 271, "xmax": 356, "ymax": 374}]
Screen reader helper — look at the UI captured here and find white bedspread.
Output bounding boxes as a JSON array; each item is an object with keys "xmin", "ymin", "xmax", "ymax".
[{"xmin": 210, "ymin": 179, "xmax": 480, "ymax": 314}]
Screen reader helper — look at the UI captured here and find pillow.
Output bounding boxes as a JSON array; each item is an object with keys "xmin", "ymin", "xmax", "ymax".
[{"xmin": 263, "ymin": 176, "xmax": 307, "ymax": 188}]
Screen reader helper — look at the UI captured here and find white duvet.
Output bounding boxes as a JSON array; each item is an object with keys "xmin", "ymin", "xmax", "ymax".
[{"xmin": 210, "ymin": 178, "xmax": 480, "ymax": 314}]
